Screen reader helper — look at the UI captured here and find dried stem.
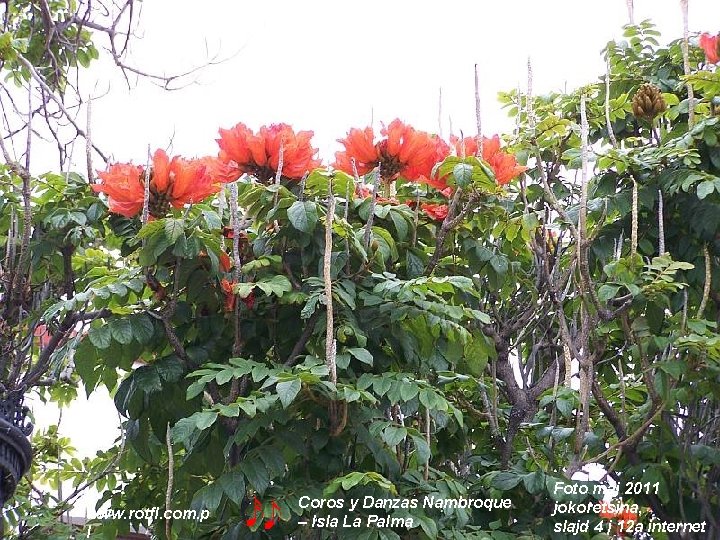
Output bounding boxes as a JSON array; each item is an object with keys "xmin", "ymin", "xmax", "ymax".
[
  {"xmin": 165, "ymin": 423, "xmax": 175, "ymax": 540},
  {"xmin": 363, "ymin": 166, "xmax": 380, "ymax": 252},
  {"xmin": 424, "ymin": 407, "xmax": 431, "ymax": 481},
  {"xmin": 526, "ymin": 57, "xmax": 534, "ymax": 126},
  {"xmin": 437, "ymin": 87, "xmax": 443, "ymax": 138},
  {"xmin": 579, "ymin": 95, "xmax": 589, "ymax": 251},
  {"xmin": 142, "ymin": 146, "xmax": 151, "ymax": 225},
  {"xmin": 605, "ymin": 57, "xmax": 618, "ymax": 148},
  {"xmin": 273, "ymin": 139, "xmax": 285, "ymax": 205},
  {"xmin": 85, "ymin": 97, "xmax": 94, "ymax": 182},
  {"xmin": 324, "ymin": 181, "xmax": 337, "ymax": 385},
  {"xmin": 658, "ymin": 189, "xmax": 665, "ymax": 254},
  {"xmin": 626, "ymin": 0, "xmax": 635, "ymax": 25},
  {"xmin": 631, "ymin": 176, "xmax": 638, "ymax": 257},
  {"xmin": 697, "ymin": 244, "xmax": 711, "ymax": 318},
  {"xmin": 680, "ymin": 0, "xmax": 695, "ymax": 127},
  {"xmin": 230, "ymin": 182, "xmax": 243, "ymax": 358},
  {"xmin": 474, "ymin": 64, "xmax": 483, "ymax": 157}
]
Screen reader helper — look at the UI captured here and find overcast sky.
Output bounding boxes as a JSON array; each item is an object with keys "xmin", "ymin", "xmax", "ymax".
[
  {"xmin": 82, "ymin": 0, "xmax": 719, "ymax": 166},
  {"xmin": 32, "ymin": 0, "xmax": 718, "ymax": 517}
]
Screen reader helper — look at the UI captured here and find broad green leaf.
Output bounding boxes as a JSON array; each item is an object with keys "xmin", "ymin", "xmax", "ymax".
[
  {"xmin": 287, "ymin": 200, "xmax": 318, "ymax": 233},
  {"xmin": 346, "ymin": 347, "xmax": 373, "ymax": 365},
  {"xmin": 276, "ymin": 379, "xmax": 301, "ymax": 408},
  {"xmin": 88, "ymin": 325, "xmax": 112, "ymax": 349},
  {"xmin": 110, "ymin": 318, "xmax": 134, "ymax": 345},
  {"xmin": 194, "ymin": 410, "xmax": 219, "ymax": 430},
  {"xmin": 255, "ymin": 275, "xmax": 292, "ymax": 297},
  {"xmin": 165, "ymin": 218, "xmax": 184, "ymax": 242}
]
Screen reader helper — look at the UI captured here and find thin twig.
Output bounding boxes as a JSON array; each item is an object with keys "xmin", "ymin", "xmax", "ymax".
[
  {"xmin": 697, "ymin": 244, "xmax": 711, "ymax": 318},
  {"xmin": 680, "ymin": 0, "xmax": 695, "ymax": 127},
  {"xmin": 437, "ymin": 87, "xmax": 443, "ymax": 138},
  {"xmin": 605, "ymin": 57, "xmax": 618, "ymax": 148},
  {"xmin": 363, "ymin": 166, "xmax": 380, "ymax": 252},
  {"xmin": 626, "ymin": 0, "xmax": 634, "ymax": 25},
  {"xmin": 631, "ymin": 176, "xmax": 638, "ymax": 257},
  {"xmin": 324, "ymin": 180, "xmax": 337, "ymax": 384},
  {"xmin": 85, "ymin": 97, "xmax": 94, "ymax": 182},
  {"xmin": 658, "ymin": 189, "xmax": 665, "ymax": 254},
  {"xmin": 142, "ymin": 146, "xmax": 151, "ymax": 224},
  {"xmin": 165, "ymin": 423, "xmax": 175, "ymax": 540},
  {"xmin": 14, "ymin": 53, "xmax": 109, "ymax": 163},
  {"xmin": 474, "ymin": 64, "xmax": 483, "ymax": 157}
]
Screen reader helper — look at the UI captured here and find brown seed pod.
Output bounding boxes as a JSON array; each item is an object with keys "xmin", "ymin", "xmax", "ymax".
[{"xmin": 632, "ymin": 83, "xmax": 666, "ymax": 121}]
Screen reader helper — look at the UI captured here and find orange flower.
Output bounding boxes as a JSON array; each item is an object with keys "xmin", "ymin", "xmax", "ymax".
[
  {"xmin": 220, "ymin": 279, "xmax": 254, "ymax": 311},
  {"xmin": 450, "ymin": 135, "xmax": 527, "ymax": 185},
  {"xmin": 598, "ymin": 502, "xmax": 616, "ymax": 520},
  {"xmin": 92, "ymin": 163, "xmax": 145, "ymax": 217},
  {"xmin": 700, "ymin": 33, "xmax": 720, "ymax": 64},
  {"xmin": 598, "ymin": 502, "xmax": 639, "ymax": 535},
  {"xmin": 219, "ymin": 252, "xmax": 233, "ymax": 273},
  {"xmin": 93, "ymin": 150, "xmax": 221, "ymax": 218},
  {"xmin": 199, "ymin": 156, "xmax": 239, "ymax": 184},
  {"xmin": 421, "ymin": 203, "xmax": 449, "ymax": 221},
  {"xmin": 335, "ymin": 119, "xmax": 439, "ymax": 183},
  {"xmin": 220, "ymin": 278, "xmax": 236, "ymax": 312},
  {"xmin": 217, "ymin": 122, "xmax": 320, "ymax": 184},
  {"xmin": 34, "ymin": 323, "xmax": 52, "ymax": 350}
]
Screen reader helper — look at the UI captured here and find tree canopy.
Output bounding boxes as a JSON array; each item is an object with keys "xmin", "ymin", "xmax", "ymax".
[{"xmin": 1, "ymin": 3, "xmax": 719, "ymax": 540}]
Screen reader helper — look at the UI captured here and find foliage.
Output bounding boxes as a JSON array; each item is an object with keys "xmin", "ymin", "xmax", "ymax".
[{"xmin": 1, "ymin": 13, "xmax": 719, "ymax": 540}]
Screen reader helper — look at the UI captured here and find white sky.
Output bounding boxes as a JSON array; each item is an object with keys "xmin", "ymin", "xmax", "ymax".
[
  {"xmin": 29, "ymin": 0, "xmax": 718, "ymax": 518},
  {"xmin": 82, "ymin": 0, "xmax": 719, "ymax": 165}
]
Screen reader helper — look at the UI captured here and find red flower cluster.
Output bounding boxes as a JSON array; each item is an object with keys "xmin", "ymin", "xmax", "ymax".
[
  {"xmin": 598, "ymin": 502, "xmax": 639, "ymax": 536},
  {"xmin": 421, "ymin": 203, "xmax": 449, "ymax": 221},
  {"xmin": 449, "ymin": 135, "xmax": 527, "ymax": 185},
  {"xmin": 220, "ymin": 279, "xmax": 255, "ymax": 312},
  {"xmin": 334, "ymin": 119, "xmax": 440, "ymax": 183},
  {"xmin": 93, "ymin": 150, "xmax": 226, "ymax": 218},
  {"xmin": 700, "ymin": 33, "xmax": 720, "ymax": 64},
  {"xmin": 217, "ymin": 123, "xmax": 320, "ymax": 184}
]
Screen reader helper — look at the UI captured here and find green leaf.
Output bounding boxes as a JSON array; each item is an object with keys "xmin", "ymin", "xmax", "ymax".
[
  {"xmin": 657, "ymin": 360, "xmax": 686, "ymax": 379},
  {"xmin": 218, "ymin": 471, "xmax": 246, "ymax": 505},
  {"xmin": 194, "ymin": 410, "xmax": 219, "ymax": 430},
  {"xmin": 192, "ymin": 482, "xmax": 223, "ymax": 512},
  {"xmin": 491, "ymin": 472, "xmax": 521, "ymax": 490},
  {"xmin": 416, "ymin": 515, "xmax": 438, "ymax": 539},
  {"xmin": 453, "ymin": 163, "xmax": 473, "ymax": 187},
  {"xmin": 490, "ymin": 254, "xmax": 508, "ymax": 274},
  {"xmin": 133, "ymin": 366, "xmax": 162, "ymax": 393},
  {"xmin": 287, "ymin": 201, "xmax": 318, "ymax": 233},
  {"xmin": 255, "ymin": 275, "xmax": 292, "ymax": 297},
  {"xmin": 411, "ymin": 434, "xmax": 431, "ymax": 463},
  {"xmin": 276, "ymin": 379, "xmax": 301, "ymax": 408},
  {"xmin": 129, "ymin": 314, "xmax": 154, "ymax": 344},
  {"xmin": 523, "ymin": 471, "xmax": 545, "ymax": 494},
  {"xmin": 88, "ymin": 325, "xmax": 112, "ymax": 349},
  {"xmin": 164, "ymin": 218, "xmax": 184, "ymax": 242},
  {"xmin": 346, "ymin": 347, "xmax": 374, "ymax": 365},
  {"xmin": 172, "ymin": 417, "xmax": 197, "ymax": 446},
  {"xmin": 598, "ymin": 284, "xmax": 621, "ymax": 302},
  {"xmin": 241, "ymin": 458, "xmax": 270, "ymax": 493},
  {"xmin": 382, "ymin": 425, "xmax": 407, "ymax": 447},
  {"xmin": 696, "ymin": 180, "xmax": 716, "ymax": 199},
  {"xmin": 110, "ymin": 318, "xmax": 134, "ymax": 345},
  {"xmin": 340, "ymin": 472, "xmax": 366, "ymax": 491}
]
